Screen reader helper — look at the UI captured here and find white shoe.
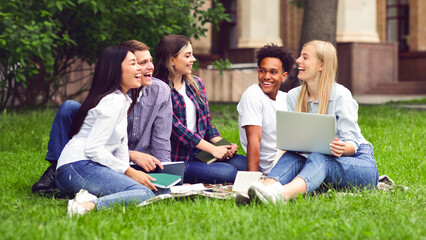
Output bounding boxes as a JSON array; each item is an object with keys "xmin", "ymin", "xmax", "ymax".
[
  {"xmin": 67, "ymin": 189, "xmax": 97, "ymax": 217},
  {"xmin": 235, "ymin": 192, "xmax": 251, "ymax": 206},
  {"xmin": 75, "ymin": 189, "xmax": 97, "ymax": 202},
  {"xmin": 248, "ymin": 181, "xmax": 284, "ymax": 204}
]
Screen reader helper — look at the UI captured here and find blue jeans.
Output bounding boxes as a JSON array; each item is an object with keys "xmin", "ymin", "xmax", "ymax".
[
  {"xmin": 267, "ymin": 144, "xmax": 379, "ymax": 194},
  {"xmin": 48, "ymin": 100, "xmax": 247, "ymax": 185},
  {"xmin": 56, "ymin": 160, "xmax": 155, "ymax": 210},
  {"xmin": 46, "ymin": 100, "xmax": 81, "ymax": 162},
  {"xmin": 184, "ymin": 150, "xmax": 248, "ymax": 184}
]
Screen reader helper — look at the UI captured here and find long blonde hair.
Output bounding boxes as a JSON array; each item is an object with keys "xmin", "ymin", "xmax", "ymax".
[
  {"xmin": 295, "ymin": 40, "xmax": 337, "ymax": 114},
  {"xmin": 153, "ymin": 35, "xmax": 203, "ymax": 103}
]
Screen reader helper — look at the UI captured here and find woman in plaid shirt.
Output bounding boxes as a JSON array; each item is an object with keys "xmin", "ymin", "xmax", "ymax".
[{"xmin": 153, "ymin": 35, "xmax": 248, "ymax": 184}]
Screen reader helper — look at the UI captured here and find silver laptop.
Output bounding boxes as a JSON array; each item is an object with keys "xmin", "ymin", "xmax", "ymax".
[{"xmin": 276, "ymin": 111, "xmax": 335, "ymax": 155}]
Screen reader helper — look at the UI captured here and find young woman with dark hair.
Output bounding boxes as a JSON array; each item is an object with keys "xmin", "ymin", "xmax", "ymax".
[
  {"xmin": 56, "ymin": 46, "xmax": 157, "ymax": 216},
  {"xmin": 153, "ymin": 35, "xmax": 248, "ymax": 184}
]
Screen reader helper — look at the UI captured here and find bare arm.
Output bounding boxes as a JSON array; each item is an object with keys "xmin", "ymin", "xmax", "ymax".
[
  {"xmin": 208, "ymin": 136, "xmax": 238, "ymax": 159},
  {"xmin": 245, "ymin": 125, "xmax": 262, "ymax": 171},
  {"xmin": 124, "ymin": 167, "xmax": 157, "ymax": 191},
  {"xmin": 195, "ymin": 138, "xmax": 230, "ymax": 160}
]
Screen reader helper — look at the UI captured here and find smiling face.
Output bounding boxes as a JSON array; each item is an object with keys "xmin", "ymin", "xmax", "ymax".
[
  {"xmin": 172, "ymin": 42, "xmax": 196, "ymax": 77},
  {"xmin": 120, "ymin": 51, "xmax": 142, "ymax": 93},
  {"xmin": 296, "ymin": 44, "xmax": 323, "ymax": 83},
  {"xmin": 134, "ymin": 50, "xmax": 154, "ymax": 87},
  {"xmin": 257, "ymin": 57, "xmax": 287, "ymax": 100}
]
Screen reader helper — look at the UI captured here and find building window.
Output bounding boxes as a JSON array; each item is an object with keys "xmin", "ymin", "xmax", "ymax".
[
  {"xmin": 386, "ymin": 0, "xmax": 409, "ymax": 51},
  {"xmin": 212, "ymin": 0, "xmax": 238, "ymax": 55}
]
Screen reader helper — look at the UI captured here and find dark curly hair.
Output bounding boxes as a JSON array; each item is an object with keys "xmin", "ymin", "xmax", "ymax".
[{"xmin": 256, "ymin": 44, "xmax": 295, "ymax": 72}]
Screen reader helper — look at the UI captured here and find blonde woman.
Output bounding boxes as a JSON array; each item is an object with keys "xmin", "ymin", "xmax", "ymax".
[{"xmin": 246, "ymin": 40, "xmax": 379, "ymax": 204}]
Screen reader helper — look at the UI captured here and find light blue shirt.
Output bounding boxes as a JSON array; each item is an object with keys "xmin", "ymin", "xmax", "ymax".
[{"xmin": 287, "ymin": 83, "xmax": 370, "ymax": 152}]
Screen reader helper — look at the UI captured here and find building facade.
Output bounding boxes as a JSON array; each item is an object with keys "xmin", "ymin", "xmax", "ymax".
[{"xmin": 192, "ymin": 0, "xmax": 426, "ymax": 97}]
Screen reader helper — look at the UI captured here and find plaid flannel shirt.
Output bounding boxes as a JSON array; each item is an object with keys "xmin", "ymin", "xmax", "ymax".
[{"xmin": 162, "ymin": 76, "xmax": 220, "ymax": 163}]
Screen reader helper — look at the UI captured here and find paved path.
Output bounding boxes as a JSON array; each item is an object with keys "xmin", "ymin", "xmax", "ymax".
[
  {"xmin": 353, "ymin": 94, "xmax": 426, "ymax": 110},
  {"xmin": 353, "ymin": 95, "xmax": 426, "ymax": 104}
]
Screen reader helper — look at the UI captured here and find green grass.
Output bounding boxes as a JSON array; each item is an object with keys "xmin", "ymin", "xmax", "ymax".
[
  {"xmin": 386, "ymin": 97, "xmax": 426, "ymax": 105},
  {"xmin": 1, "ymin": 104, "xmax": 425, "ymax": 239}
]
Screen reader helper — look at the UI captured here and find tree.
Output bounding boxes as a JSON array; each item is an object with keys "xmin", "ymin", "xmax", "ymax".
[
  {"xmin": 298, "ymin": 0, "xmax": 338, "ymax": 51},
  {"xmin": 282, "ymin": 0, "xmax": 338, "ymax": 92},
  {"xmin": 0, "ymin": 0, "xmax": 229, "ymax": 110}
]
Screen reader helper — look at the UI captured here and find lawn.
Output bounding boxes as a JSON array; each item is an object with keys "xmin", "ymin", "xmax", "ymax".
[{"xmin": 0, "ymin": 102, "xmax": 425, "ymax": 239}]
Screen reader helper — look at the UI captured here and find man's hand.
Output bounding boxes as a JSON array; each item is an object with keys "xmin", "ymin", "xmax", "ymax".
[
  {"xmin": 124, "ymin": 167, "xmax": 158, "ymax": 191},
  {"xmin": 129, "ymin": 151, "xmax": 163, "ymax": 172}
]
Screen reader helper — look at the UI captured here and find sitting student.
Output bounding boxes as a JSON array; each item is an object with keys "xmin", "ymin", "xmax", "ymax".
[
  {"xmin": 246, "ymin": 40, "xmax": 379, "ymax": 204},
  {"xmin": 237, "ymin": 44, "xmax": 295, "ymax": 174},
  {"xmin": 56, "ymin": 46, "xmax": 156, "ymax": 216},
  {"xmin": 153, "ymin": 35, "xmax": 248, "ymax": 184},
  {"xmin": 31, "ymin": 40, "xmax": 172, "ymax": 197}
]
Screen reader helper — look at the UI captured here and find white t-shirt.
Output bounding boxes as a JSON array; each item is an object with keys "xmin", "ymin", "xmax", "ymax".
[
  {"xmin": 178, "ymin": 83, "xmax": 197, "ymax": 133},
  {"xmin": 237, "ymin": 84, "xmax": 287, "ymax": 174}
]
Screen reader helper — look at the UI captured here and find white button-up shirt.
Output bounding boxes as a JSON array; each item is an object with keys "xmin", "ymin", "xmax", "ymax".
[{"xmin": 57, "ymin": 90, "xmax": 131, "ymax": 173}]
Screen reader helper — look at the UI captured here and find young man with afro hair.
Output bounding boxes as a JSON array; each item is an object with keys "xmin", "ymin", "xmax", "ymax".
[{"xmin": 237, "ymin": 44, "xmax": 295, "ymax": 175}]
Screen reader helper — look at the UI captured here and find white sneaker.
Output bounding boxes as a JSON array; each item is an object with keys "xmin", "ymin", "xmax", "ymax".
[
  {"xmin": 235, "ymin": 192, "xmax": 251, "ymax": 206},
  {"xmin": 248, "ymin": 181, "xmax": 284, "ymax": 204},
  {"xmin": 67, "ymin": 189, "xmax": 97, "ymax": 217},
  {"xmin": 75, "ymin": 189, "xmax": 97, "ymax": 202}
]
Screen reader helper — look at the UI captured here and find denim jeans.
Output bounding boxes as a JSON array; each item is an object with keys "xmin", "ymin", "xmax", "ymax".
[
  {"xmin": 46, "ymin": 100, "xmax": 81, "ymax": 162},
  {"xmin": 267, "ymin": 144, "xmax": 379, "ymax": 194},
  {"xmin": 184, "ymin": 150, "xmax": 248, "ymax": 184},
  {"xmin": 56, "ymin": 160, "xmax": 155, "ymax": 210},
  {"xmin": 48, "ymin": 100, "xmax": 247, "ymax": 185}
]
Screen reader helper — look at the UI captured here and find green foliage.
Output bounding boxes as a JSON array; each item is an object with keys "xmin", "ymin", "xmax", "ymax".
[
  {"xmin": 288, "ymin": 0, "xmax": 305, "ymax": 8},
  {"xmin": 0, "ymin": 104, "xmax": 425, "ymax": 239},
  {"xmin": 210, "ymin": 58, "xmax": 232, "ymax": 75},
  {"xmin": 0, "ymin": 0, "xmax": 229, "ymax": 110}
]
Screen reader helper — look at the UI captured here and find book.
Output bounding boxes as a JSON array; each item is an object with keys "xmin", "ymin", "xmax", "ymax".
[
  {"xmin": 138, "ymin": 184, "xmax": 235, "ymax": 207},
  {"xmin": 159, "ymin": 162, "xmax": 185, "ymax": 184},
  {"xmin": 130, "ymin": 161, "xmax": 185, "ymax": 184},
  {"xmin": 232, "ymin": 171, "xmax": 263, "ymax": 194},
  {"xmin": 148, "ymin": 173, "xmax": 182, "ymax": 188},
  {"xmin": 170, "ymin": 183, "xmax": 206, "ymax": 194},
  {"xmin": 195, "ymin": 138, "xmax": 232, "ymax": 164}
]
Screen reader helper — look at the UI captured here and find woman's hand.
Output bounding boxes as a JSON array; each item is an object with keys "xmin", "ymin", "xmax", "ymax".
[
  {"xmin": 124, "ymin": 167, "xmax": 158, "ymax": 191},
  {"xmin": 330, "ymin": 138, "xmax": 355, "ymax": 157},
  {"xmin": 129, "ymin": 151, "xmax": 163, "ymax": 172},
  {"xmin": 211, "ymin": 145, "xmax": 230, "ymax": 160},
  {"xmin": 196, "ymin": 138, "xmax": 238, "ymax": 160},
  {"xmin": 226, "ymin": 143, "xmax": 239, "ymax": 158}
]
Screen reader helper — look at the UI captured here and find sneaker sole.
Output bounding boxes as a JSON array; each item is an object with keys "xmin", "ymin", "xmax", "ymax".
[
  {"xmin": 248, "ymin": 186, "xmax": 269, "ymax": 204},
  {"xmin": 235, "ymin": 193, "xmax": 251, "ymax": 206}
]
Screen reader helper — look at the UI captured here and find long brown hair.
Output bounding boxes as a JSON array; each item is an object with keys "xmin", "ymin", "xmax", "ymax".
[
  {"xmin": 295, "ymin": 40, "xmax": 337, "ymax": 114},
  {"xmin": 153, "ymin": 35, "xmax": 203, "ymax": 103}
]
